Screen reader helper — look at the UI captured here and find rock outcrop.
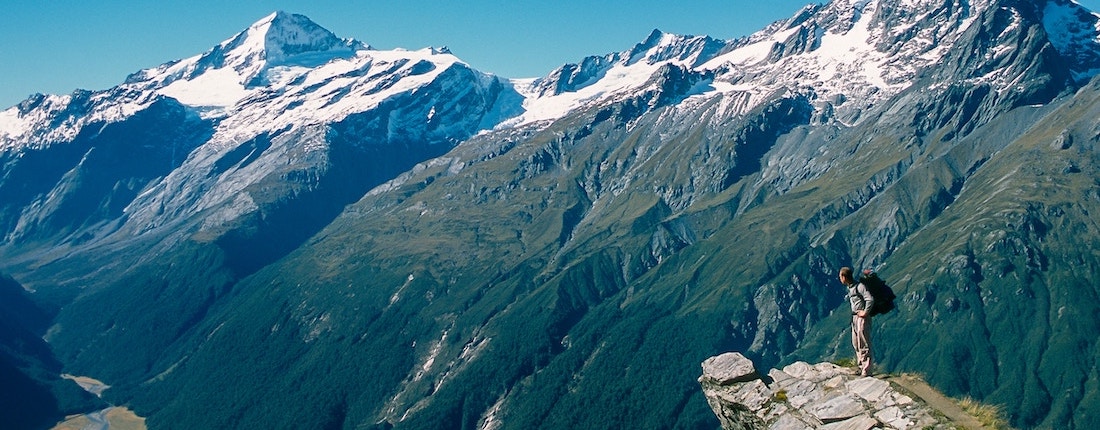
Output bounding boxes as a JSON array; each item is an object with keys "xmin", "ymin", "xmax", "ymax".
[{"xmin": 699, "ymin": 352, "xmax": 961, "ymax": 430}]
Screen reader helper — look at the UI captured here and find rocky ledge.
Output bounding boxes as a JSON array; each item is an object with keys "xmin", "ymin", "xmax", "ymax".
[{"xmin": 698, "ymin": 352, "xmax": 963, "ymax": 430}]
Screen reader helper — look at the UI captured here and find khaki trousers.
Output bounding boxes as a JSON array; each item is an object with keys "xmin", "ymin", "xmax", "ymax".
[{"xmin": 851, "ymin": 314, "xmax": 873, "ymax": 376}]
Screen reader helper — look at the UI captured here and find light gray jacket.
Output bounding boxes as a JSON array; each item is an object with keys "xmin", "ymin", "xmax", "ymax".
[{"xmin": 847, "ymin": 282, "xmax": 875, "ymax": 315}]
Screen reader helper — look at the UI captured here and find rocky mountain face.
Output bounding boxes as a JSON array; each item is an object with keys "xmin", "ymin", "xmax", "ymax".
[{"xmin": 1, "ymin": 1, "xmax": 1099, "ymax": 429}]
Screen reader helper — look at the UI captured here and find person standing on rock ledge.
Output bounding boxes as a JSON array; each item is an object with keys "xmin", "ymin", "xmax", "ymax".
[{"xmin": 840, "ymin": 266, "xmax": 875, "ymax": 377}]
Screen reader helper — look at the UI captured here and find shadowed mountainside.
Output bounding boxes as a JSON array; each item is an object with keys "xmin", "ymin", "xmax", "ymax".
[{"xmin": 0, "ymin": 2, "xmax": 1099, "ymax": 429}]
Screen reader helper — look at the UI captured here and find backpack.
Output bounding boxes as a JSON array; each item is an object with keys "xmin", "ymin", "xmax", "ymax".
[{"xmin": 859, "ymin": 270, "xmax": 896, "ymax": 316}]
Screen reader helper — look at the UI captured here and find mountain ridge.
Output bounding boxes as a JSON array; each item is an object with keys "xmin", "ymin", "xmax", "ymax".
[{"xmin": 1, "ymin": 1, "xmax": 1100, "ymax": 428}]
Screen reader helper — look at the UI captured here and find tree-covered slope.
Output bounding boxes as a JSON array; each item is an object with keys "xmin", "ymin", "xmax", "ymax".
[
  {"xmin": 1, "ymin": 1, "xmax": 1099, "ymax": 429},
  {"xmin": 0, "ymin": 274, "xmax": 105, "ymax": 429}
]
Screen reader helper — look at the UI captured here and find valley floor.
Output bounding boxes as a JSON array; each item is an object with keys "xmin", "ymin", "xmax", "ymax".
[
  {"xmin": 53, "ymin": 375, "xmax": 147, "ymax": 430},
  {"xmin": 52, "ymin": 407, "xmax": 146, "ymax": 430}
]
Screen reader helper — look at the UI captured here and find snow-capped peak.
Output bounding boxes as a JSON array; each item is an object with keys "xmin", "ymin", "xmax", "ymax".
[
  {"xmin": 1, "ymin": 12, "xmax": 486, "ymax": 151},
  {"xmin": 691, "ymin": 0, "xmax": 999, "ymax": 124},
  {"xmin": 131, "ymin": 11, "xmax": 367, "ymax": 109},
  {"xmin": 625, "ymin": 30, "xmax": 728, "ymax": 68},
  {"xmin": 228, "ymin": 11, "xmax": 366, "ymax": 69},
  {"xmin": 510, "ymin": 0, "xmax": 1080, "ymax": 129}
]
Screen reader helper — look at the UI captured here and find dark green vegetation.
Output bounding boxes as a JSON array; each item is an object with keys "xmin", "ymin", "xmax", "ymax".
[
  {"xmin": 2, "ymin": 2, "xmax": 1099, "ymax": 429},
  {"xmin": 0, "ymin": 274, "xmax": 105, "ymax": 429}
]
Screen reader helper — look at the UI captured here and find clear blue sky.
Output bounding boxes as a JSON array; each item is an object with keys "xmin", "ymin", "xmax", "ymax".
[{"xmin": 2, "ymin": 1, "xmax": 1099, "ymax": 109}]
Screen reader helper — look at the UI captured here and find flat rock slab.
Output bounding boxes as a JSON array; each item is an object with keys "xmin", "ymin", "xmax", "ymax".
[{"xmin": 808, "ymin": 392, "xmax": 865, "ymax": 422}]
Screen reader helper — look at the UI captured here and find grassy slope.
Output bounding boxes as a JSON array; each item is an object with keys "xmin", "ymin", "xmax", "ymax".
[
  {"xmin": 796, "ymin": 79, "xmax": 1100, "ymax": 428},
  {"xmin": 121, "ymin": 73, "xmax": 1100, "ymax": 429}
]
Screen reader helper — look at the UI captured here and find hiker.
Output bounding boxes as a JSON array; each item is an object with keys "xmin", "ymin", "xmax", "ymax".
[{"xmin": 839, "ymin": 266, "xmax": 874, "ymax": 377}]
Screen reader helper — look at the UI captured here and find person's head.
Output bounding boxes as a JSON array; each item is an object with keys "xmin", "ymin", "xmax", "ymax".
[{"xmin": 839, "ymin": 267, "xmax": 854, "ymax": 285}]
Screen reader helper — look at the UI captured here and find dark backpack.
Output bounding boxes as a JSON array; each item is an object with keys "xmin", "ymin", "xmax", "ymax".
[{"xmin": 859, "ymin": 270, "xmax": 896, "ymax": 316}]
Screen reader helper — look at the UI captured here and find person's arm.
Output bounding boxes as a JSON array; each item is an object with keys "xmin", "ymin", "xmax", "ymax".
[{"xmin": 857, "ymin": 283, "xmax": 875, "ymax": 317}]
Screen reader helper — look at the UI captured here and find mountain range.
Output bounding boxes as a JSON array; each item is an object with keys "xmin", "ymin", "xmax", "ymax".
[{"xmin": 2, "ymin": 0, "xmax": 1100, "ymax": 428}]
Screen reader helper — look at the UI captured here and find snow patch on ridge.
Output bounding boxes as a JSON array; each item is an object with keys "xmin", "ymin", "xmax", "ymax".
[
  {"xmin": 158, "ymin": 67, "xmax": 253, "ymax": 108},
  {"xmin": 501, "ymin": 60, "xmax": 666, "ymax": 127},
  {"xmin": 499, "ymin": 30, "xmax": 721, "ymax": 128},
  {"xmin": 704, "ymin": 26, "xmax": 802, "ymax": 68},
  {"xmin": 0, "ymin": 90, "xmax": 162, "ymax": 151},
  {"xmin": 1044, "ymin": 1, "xmax": 1100, "ymax": 82}
]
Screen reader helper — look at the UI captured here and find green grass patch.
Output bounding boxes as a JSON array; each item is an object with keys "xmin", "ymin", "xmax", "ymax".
[{"xmin": 958, "ymin": 397, "xmax": 1012, "ymax": 430}]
